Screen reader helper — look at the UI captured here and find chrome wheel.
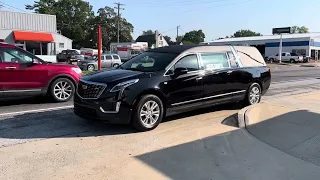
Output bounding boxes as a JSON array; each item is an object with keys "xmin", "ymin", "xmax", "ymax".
[
  {"xmin": 113, "ymin": 64, "xmax": 119, "ymax": 68},
  {"xmin": 87, "ymin": 64, "xmax": 95, "ymax": 71},
  {"xmin": 140, "ymin": 100, "xmax": 160, "ymax": 128},
  {"xmin": 53, "ymin": 81, "xmax": 72, "ymax": 101},
  {"xmin": 249, "ymin": 86, "xmax": 260, "ymax": 104}
]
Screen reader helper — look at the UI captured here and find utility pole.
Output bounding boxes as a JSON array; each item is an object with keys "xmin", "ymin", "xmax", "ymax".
[
  {"xmin": 176, "ymin": 25, "xmax": 180, "ymax": 45},
  {"xmin": 114, "ymin": 2, "xmax": 125, "ymax": 43}
]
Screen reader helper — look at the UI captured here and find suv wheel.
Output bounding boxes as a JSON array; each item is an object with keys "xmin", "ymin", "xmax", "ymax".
[
  {"xmin": 131, "ymin": 95, "xmax": 164, "ymax": 131},
  {"xmin": 50, "ymin": 78, "xmax": 75, "ymax": 102},
  {"xmin": 113, "ymin": 63, "xmax": 119, "ymax": 68},
  {"xmin": 243, "ymin": 83, "xmax": 261, "ymax": 106},
  {"xmin": 87, "ymin": 64, "xmax": 95, "ymax": 71},
  {"xmin": 290, "ymin": 59, "xmax": 295, "ymax": 63}
]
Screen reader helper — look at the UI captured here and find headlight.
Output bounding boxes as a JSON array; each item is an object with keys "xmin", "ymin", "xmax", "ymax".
[
  {"xmin": 72, "ymin": 67, "xmax": 82, "ymax": 74},
  {"xmin": 110, "ymin": 79, "xmax": 139, "ymax": 92}
]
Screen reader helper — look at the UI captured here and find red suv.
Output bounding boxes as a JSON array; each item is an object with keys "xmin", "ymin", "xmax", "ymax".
[{"xmin": 0, "ymin": 43, "xmax": 82, "ymax": 102}]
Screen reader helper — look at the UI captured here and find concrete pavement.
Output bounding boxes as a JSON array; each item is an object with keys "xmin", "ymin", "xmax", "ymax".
[
  {"xmin": 2, "ymin": 103, "xmax": 320, "ymax": 180},
  {"xmin": 239, "ymin": 92, "xmax": 320, "ymax": 167}
]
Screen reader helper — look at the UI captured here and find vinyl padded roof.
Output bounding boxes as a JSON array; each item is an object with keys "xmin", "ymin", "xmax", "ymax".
[{"xmin": 148, "ymin": 45, "xmax": 202, "ymax": 54}]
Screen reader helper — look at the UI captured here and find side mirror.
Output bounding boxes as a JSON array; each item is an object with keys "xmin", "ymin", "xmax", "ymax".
[{"xmin": 174, "ymin": 67, "xmax": 188, "ymax": 75}]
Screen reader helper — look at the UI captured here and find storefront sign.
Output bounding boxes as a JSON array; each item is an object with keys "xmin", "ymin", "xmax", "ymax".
[{"xmin": 272, "ymin": 27, "xmax": 291, "ymax": 35}]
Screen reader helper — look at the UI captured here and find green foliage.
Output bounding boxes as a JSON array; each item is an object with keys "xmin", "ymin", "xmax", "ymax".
[
  {"xmin": 142, "ymin": 30, "xmax": 154, "ymax": 35},
  {"xmin": 291, "ymin": 26, "xmax": 309, "ymax": 34},
  {"xmin": 181, "ymin": 30, "xmax": 205, "ymax": 44},
  {"xmin": 231, "ymin": 30, "xmax": 262, "ymax": 38},
  {"xmin": 25, "ymin": 0, "xmax": 133, "ymax": 50}
]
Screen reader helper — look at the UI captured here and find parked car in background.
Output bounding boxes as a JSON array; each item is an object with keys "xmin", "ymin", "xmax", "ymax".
[
  {"xmin": 57, "ymin": 49, "xmax": 84, "ymax": 64},
  {"xmin": 80, "ymin": 48, "xmax": 100, "ymax": 59},
  {"xmin": 0, "ymin": 43, "xmax": 82, "ymax": 102},
  {"xmin": 269, "ymin": 52, "xmax": 303, "ymax": 63},
  {"xmin": 77, "ymin": 54, "xmax": 122, "ymax": 71},
  {"xmin": 74, "ymin": 45, "xmax": 271, "ymax": 131}
]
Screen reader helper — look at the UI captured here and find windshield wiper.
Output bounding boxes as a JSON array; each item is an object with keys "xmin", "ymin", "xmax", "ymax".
[
  {"xmin": 237, "ymin": 50, "xmax": 265, "ymax": 65},
  {"xmin": 124, "ymin": 68, "xmax": 142, "ymax": 71}
]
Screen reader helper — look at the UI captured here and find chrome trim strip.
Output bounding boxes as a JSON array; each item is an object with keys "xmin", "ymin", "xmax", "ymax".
[
  {"xmin": 99, "ymin": 102, "xmax": 121, "ymax": 114},
  {"xmin": 77, "ymin": 79, "xmax": 107, "ymax": 100},
  {"xmin": 229, "ymin": 45, "xmax": 244, "ymax": 68},
  {"xmin": 3, "ymin": 89, "xmax": 41, "ymax": 93},
  {"xmin": 171, "ymin": 90, "xmax": 246, "ymax": 106}
]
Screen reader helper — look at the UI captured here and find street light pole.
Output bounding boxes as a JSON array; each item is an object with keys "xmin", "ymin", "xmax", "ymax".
[
  {"xmin": 114, "ymin": 2, "xmax": 125, "ymax": 43},
  {"xmin": 279, "ymin": 33, "xmax": 283, "ymax": 63}
]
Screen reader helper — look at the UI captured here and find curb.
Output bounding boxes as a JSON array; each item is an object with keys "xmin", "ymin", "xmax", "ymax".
[
  {"xmin": 300, "ymin": 64, "xmax": 318, "ymax": 67},
  {"xmin": 237, "ymin": 105, "xmax": 251, "ymax": 128}
]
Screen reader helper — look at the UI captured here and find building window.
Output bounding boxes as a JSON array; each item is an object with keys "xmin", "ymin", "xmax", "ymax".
[
  {"xmin": 292, "ymin": 49, "xmax": 306, "ymax": 56},
  {"xmin": 59, "ymin": 43, "xmax": 64, "ymax": 48}
]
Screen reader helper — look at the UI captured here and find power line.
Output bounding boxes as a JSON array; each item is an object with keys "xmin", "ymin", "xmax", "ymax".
[
  {"xmin": 0, "ymin": 1, "xmax": 27, "ymax": 12},
  {"xmin": 114, "ymin": 2, "xmax": 125, "ymax": 43}
]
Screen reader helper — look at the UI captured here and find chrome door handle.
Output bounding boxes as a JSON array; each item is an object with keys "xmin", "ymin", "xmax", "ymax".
[
  {"xmin": 5, "ymin": 66, "xmax": 16, "ymax": 70},
  {"xmin": 196, "ymin": 77, "xmax": 203, "ymax": 81}
]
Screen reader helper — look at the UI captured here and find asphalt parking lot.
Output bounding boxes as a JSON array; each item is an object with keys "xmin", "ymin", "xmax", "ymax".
[{"xmin": 1, "ymin": 65, "xmax": 320, "ymax": 179}]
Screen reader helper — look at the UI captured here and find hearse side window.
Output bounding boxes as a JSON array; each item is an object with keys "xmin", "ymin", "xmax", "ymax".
[
  {"xmin": 200, "ymin": 53, "xmax": 230, "ymax": 70},
  {"xmin": 174, "ymin": 54, "xmax": 199, "ymax": 72},
  {"xmin": 227, "ymin": 51, "xmax": 239, "ymax": 68}
]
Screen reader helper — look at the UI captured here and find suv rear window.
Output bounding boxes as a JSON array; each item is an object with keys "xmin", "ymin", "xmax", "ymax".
[{"xmin": 112, "ymin": 55, "xmax": 119, "ymax": 59}]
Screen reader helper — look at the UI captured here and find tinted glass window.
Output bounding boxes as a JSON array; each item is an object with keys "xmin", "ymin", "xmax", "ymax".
[
  {"xmin": 282, "ymin": 53, "xmax": 286, "ymax": 56},
  {"xmin": 120, "ymin": 52, "xmax": 178, "ymax": 72},
  {"xmin": 0, "ymin": 47, "xmax": 43, "ymax": 64},
  {"xmin": 112, "ymin": 55, "xmax": 119, "ymax": 59},
  {"xmin": 101, "ymin": 56, "xmax": 105, "ymax": 60},
  {"xmin": 105, "ymin": 55, "xmax": 112, "ymax": 60},
  {"xmin": 200, "ymin": 53, "xmax": 230, "ymax": 70},
  {"xmin": 227, "ymin": 51, "xmax": 239, "ymax": 68},
  {"xmin": 174, "ymin": 55, "xmax": 199, "ymax": 72}
]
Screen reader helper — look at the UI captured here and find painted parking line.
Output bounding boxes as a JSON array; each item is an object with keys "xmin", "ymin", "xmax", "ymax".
[{"xmin": 0, "ymin": 105, "xmax": 74, "ymax": 117}]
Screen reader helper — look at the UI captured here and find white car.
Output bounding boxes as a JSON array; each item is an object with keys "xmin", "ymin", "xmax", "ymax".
[
  {"xmin": 77, "ymin": 54, "xmax": 122, "ymax": 71},
  {"xmin": 269, "ymin": 52, "xmax": 303, "ymax": 63}
]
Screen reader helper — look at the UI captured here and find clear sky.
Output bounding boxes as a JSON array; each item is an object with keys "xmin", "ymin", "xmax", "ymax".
[{"xmin": 1, "ymin": 0, "xmax": 320, "ymax": 41}]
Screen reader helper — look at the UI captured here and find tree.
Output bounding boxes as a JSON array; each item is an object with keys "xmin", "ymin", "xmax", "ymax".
[
  {"xmin": 231, "ymin": 30, "xmax": 262, "ymax": 38},
  {"xmin": 26, "ymin": 0, "xmax": 95, "ymax": 49},
  {"xmin": 163, "ymin": 35, "xmax": 172, "ymax": 44},
  {"xmin": 25, "ymin": 0, "xmax": 133, "ymax": 50},
  {"xmin": 142, "ymin": 30, "xmax": 154, "ymax": 35},
  {"xmin": 291, "ymin": 26, "xmax": 309, "ymax": 34},
  {"xmin": 181, "ymin": 30, "xmax": 205, "ymax": 44},
  {"xmin": 176, "ymin": 35, "xmax": 184, "ymax": 43}
]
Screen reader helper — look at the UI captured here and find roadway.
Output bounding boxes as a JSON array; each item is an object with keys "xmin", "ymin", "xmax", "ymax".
[{"xmin": 0, "ymin": 65, "xmax": 319, "ymax": 115}]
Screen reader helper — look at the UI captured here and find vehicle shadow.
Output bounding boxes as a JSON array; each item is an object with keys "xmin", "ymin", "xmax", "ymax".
[
  {"xmin": 0, "ymin": 102, "xmax": 242, "ymax": 146},
  {"xmin": 135, "ymin": 110, "xmax": 320, "ymax": 179},
  {"xmin": 0, "ymin": 96, "xmax": 56, "ymax": 106}
]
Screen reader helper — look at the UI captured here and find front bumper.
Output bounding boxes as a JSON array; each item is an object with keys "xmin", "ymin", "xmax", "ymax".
[{"xmin": 73, "ymin": 94, "xmax": 132, "ymax": 124}]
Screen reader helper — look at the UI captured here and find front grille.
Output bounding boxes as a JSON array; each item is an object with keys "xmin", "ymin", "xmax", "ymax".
[
  {"xmin": 77, "ymin": 80, "xmax": 106, "ymax": 99},
  {"xmin": 74, "ymin": 104, "xmax": 97, "ymax": 117}
]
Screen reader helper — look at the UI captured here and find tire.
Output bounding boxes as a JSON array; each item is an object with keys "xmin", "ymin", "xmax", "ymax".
[
  {"xmin": 243, "ymin": 83, "xmax": 261, "ymax": 106},
  {"xmin": 113, "ymin": 63, "xmax": 119, "ymax": 68},
  {"xmin": 87, "ymin": 64, "xmax": 95, "ymax": 71},
  {"xmin": 131, "ymin": 95, "xmax": 164, "ymax": 131},
  {"xmin": 49, "ymin": 78, "xmax": 75, "ymax": 102},
  {"xmin": 290, "ymin": 59, "xmax": 295, "ymax": 63}
]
